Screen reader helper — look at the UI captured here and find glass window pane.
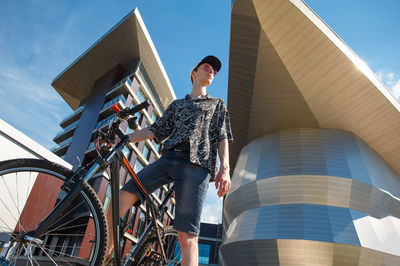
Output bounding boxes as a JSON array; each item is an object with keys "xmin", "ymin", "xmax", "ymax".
[
  {"xmin": 198, "ymin": 243, "xmax": 210, "ymax": 264},
  {"xmin": 135, "ymin": 211, "xmax": 146, "ymax": 239},
  {"xmin": 142, "ymin": 145, "xmax": 150, "ymax": 161},
  {"xmin": 134, "ymin": 160, "xmax": 144, "ymax": 173},
  {"xmin": 123, "ymin": 146, "xmax": 132, "ymax": 160},
  {"xmin": 137, "ymin": 88, "xmax": 147, "ymax": 103}
]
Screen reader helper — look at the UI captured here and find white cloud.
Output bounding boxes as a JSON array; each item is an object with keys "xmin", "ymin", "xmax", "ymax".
[
  {"xmin": 0, "ymin": 65, "xmax": 70, "ymax": 149},
  {"xmin": 376, "ymin": 70, "xmax": 400, "ymax": 102},
  {"xmin": 391, "ymin": 79, "xmax": 400, "ymax": 99},
  {"xmin": 376, "ymin": 71, "xmax": 384, "ymax": 81},
  {"xmin": 387, "ymin": 72, "xmax": 395, "ymax": 80},
  {"xmin": 201, "ymin": 185, "xmax": 223, "ymax": 224}
]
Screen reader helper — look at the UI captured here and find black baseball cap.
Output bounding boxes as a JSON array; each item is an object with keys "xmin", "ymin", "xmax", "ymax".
[
  {"xmin": 190, "ymin": 55, "xmax": 221, "ymax": 82},
  {"xmin": 193, "ymin": 55, "xmax": 221, "ymax": 73}
]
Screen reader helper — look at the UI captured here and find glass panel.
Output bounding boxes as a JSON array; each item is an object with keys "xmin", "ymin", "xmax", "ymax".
[
  {"xmin": 134, "ymin": 160, "xmax": 144, "ymax": 173},
  {"xmin": 151, "ymin": 113, "xmax": 157, "ymax": 123},
  {"xmin": 55, "ymin": 120, "xmax": 80, "ymax": 137},
  {"xmin": 95, "ymin": 116, "xmax": 114, "ymax": 129},
  {"xmin": 198, "ymin": 243, "xmax": 210, "ymax": 264},
  {"xmin": 103, "ymin": 185, "xmax": 111, "ymax": 211},
  {"xmin": 103, "ymin": 94, "xmax": 126, "ymax": 110},
  {"xmin": 135, "ymin": 211, "xmax": 146, "ymax": 239},
  {"xmin": 142, "ymin": 145, "xmax": 150, "ymax": 161},
  {"xmin": 136, "ymin": 88, "xmax": 147, "ymax": 103},
  {"xmin": 254, "ymin": 204, "xmax": 361, "ymax": 245},
  {"xmin": 156, "ymin": 188, "xmax": 163, "ymax": 200},
  {"xmin": 173, "ymin": 242, "xmax": 182, "ymax": 263},
  {"xmin": 123, "ymin": 146, "xmax": 132, "ymax": 160},
  {"xmin": 153, "ymin": 142, "xmax": 161, "ymax": 153}
]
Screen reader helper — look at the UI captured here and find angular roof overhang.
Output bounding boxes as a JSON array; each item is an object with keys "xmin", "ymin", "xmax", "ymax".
[
  {"xmin": 52, "ymin": 8, "xmax": 175, "ymax": 110},
  {"xmin": 229, "ymin": 0, "xmax": 400, "ymax": 175}
]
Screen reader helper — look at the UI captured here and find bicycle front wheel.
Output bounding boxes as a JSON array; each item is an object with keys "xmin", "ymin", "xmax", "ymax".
[
  {"xmin": 130, "ymin": 226, "xmax": 181, "ymax": 265},
  {"xmin": 0, "ymin": 158, "xmax": 107, "ymax": 266}
]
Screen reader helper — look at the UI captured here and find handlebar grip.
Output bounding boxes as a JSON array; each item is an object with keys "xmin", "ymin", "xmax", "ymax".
[{"xmin": 129, "ymin": 101, "xmax": 150, "ymax": 115}]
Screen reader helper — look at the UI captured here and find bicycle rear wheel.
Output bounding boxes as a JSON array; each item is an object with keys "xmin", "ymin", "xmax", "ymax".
[
  {"xmin": 0, "ymin": 158, "xmax": 107, "ymax": 266},
  {"xmin": 130, "ymin": 226, "xmax": 181, "ymax": 265}
]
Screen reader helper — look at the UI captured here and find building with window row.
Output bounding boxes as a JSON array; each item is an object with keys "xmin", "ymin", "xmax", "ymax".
[
  {"xmin": 198, "ymin": 223, "xmax": 223, "ymax": 265},
  {"xmin": 51, "ymin": 9, "xmax": 177, "ymax": 259}
]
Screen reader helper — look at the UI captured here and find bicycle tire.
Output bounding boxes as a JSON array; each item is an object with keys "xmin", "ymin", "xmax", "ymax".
[
  {"xmin": 130, "ymin": 226, "xmax": 181, "ymax": 265},
  {"xmin": 0, "ymin": 158, "xmax": 107, "ymax": 266}
]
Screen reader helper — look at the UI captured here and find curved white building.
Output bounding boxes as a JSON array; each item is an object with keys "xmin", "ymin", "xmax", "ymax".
[{"xmin": 222, "ymin": 0, "xmax": 400, "ymax": 265}]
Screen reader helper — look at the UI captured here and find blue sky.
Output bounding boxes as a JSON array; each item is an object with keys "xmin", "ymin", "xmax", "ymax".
[{"xmin": 1, "ymin": 0, "xmax": 399, "ymax": 223}]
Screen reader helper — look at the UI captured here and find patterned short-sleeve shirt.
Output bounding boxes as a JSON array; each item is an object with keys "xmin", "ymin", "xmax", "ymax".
[{"xmin": 147, "ymin": 94, "xmax": 233, "ymax": 181}]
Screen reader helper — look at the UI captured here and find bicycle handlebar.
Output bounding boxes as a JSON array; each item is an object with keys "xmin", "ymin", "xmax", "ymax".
[
  {"xmin": 101, "ymin": 100, "xmax": 150, "ymax": 144},
  {"xmin": 111, "ymin": 100, "xmax": 150, "ymax": 119},
  {"xmin": 127, "ymin": 100, "xmax": 150, "ymax": 116}
]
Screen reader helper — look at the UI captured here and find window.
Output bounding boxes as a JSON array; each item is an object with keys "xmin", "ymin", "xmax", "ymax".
[
  {"xmin": 139, "ymin": 113, "xmax": 146, "ymax": 126},
  {"xmin": 136, "ymin": 88, "xmax": 147, "ymax": 103},
  {"xmin": 135, "ymin": 211, "xmax": 146, "ymax": 239},
  {"xmin": 168, "ymin": 201, "xmax": 174, "ymax": 215},
  {"xmin": 103, "ymin": 185, "xmax": 111, "ymax": 212},
  {"xmin": 134, "ymin": 160, "xmax": 144, "ymax": 173},
  {"xmin": 151, "ymin": 112, "xmax": 158, "ymax": 123},
  {"xmin": 173, "ymin": 242, "xmax": 182, "ymax": 263},
  {"xmin": 127, "ymin": 76, "xmax": 133, "ymax": 86},
  {"xmin": 127, "ymin": 206, "xmax": 137, "ymax": 234},
  {"xmin": 123, "ymin": 146, "xmax": 132, "ymax": 160},
  {"xmin": 198, "ymin": 244, "xmax": 210, "ymax": 264},
  {"xmin": 156, "ymin": 188, "xmax": 163, "ymax": 200},
  {"xmin": 153, "ymin": 141, "xmax": 161, "ymax": 153},
  {"xmin": 142, "ymin": 144, "xmax": 150, "ymax": 161},
  {"xmin": 65, "ymin": 236, "xmax": 78, "ymax": 256}
]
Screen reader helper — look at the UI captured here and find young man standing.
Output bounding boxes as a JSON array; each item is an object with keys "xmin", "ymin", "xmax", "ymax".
[{"xmin": 107, "ymin": 55, "xmax": 233, "ymax": 265}]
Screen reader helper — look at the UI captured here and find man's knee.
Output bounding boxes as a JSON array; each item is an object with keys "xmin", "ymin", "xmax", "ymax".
[{"xmin": 177, "ymin": 231, "xmax": 198, "ymax": 249}]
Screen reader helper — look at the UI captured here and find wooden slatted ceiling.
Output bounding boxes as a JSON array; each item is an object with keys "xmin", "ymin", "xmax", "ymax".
[
  {"xmin": 229, "ymin": 0, "xmax": 400, "ymax": 176},
  {"xmin": 228, "ymin": 0, "xmax": 260, "ymax": 171}
]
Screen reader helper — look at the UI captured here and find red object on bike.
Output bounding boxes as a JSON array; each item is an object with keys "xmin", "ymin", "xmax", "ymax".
[{"xmin": 111, "ymin": 103, "xmax": 121, "ymax": 113}]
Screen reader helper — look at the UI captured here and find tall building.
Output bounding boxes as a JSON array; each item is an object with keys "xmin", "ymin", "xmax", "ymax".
[
  {"xmin": 50, "ymin": 8, "xmax": 176, "ymax": 259},
  {"xmin": 198, "ymin": 223, "xmax": 223, "ymax": 265},
  {"xmin": 222, "ymin": 0, "xmax": 400, "ymax": 265}
]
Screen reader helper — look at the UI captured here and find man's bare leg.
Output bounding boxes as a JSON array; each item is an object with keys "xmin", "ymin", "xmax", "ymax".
[
  {"xmin": 106, "ymin": 190, "xmax": 139, "ymax": 258},
  {"xmin": 177, "ymin": 231, "xmax": 198, "ymax": 266}
]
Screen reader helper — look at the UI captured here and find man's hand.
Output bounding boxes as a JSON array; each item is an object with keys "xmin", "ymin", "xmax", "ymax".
[{"xmin": 215, "ymin": 167, "xmax": 231, "ymax": 198}]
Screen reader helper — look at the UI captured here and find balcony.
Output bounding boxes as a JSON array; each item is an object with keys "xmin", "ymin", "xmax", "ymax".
[
  {"xmin": 60, "ymin": 105, "xmax": 84, "ymax": 128},
  {"xmin": 50, "ymin": 137, "xmax": 72, "ymax": 156},
  {"xmin": 94, "ymin": 116, "xmax": 115, "ymax": 131},
  {"xmin": 53, "ymin": 120, "xmax": 80, "ymax": 143},
  {"xmin": 99, "ymin": 95, "xmax": 126, "ymax": 119},
  {"xmin": 106, "ymin": 77, "xmax": 134, "ymax": 100}
]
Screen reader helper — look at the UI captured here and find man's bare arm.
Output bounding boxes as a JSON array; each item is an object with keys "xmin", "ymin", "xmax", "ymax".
[
  {"xmin": 128, "ymin": 128, "xmax": 155, "ymax": 143},
  {"xmin": 215, "ymin": 138, "xmax": 231, "ymax": 197}
]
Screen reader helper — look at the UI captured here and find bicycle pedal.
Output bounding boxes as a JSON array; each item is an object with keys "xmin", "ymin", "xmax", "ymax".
[{"xmin": 144, "ymin": 250, "xmax": 162, "ymax": 262}]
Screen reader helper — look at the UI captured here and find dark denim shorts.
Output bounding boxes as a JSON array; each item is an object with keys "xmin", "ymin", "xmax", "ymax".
[{"xmin": 121, "ymin": 150, "xmax": 209, "ymax": 236}]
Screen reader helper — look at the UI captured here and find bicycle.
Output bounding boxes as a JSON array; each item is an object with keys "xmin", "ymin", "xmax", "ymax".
[{"xmin": 0, "ymin": 101, "xmax": 182, "ymax": 265}]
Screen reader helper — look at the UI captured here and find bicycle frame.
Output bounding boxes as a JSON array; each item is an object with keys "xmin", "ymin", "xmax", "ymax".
[{"xmin": 25, "ymin": 126, "xmax": 175, "ymax": 265}]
